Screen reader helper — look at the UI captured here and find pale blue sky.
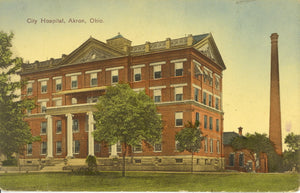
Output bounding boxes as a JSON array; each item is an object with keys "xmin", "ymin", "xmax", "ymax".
[{"xmin": 1, "ymin": 0, "xmax": 299, "ymax": 143}]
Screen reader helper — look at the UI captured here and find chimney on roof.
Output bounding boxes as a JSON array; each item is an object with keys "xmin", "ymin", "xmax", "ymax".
[
  {"xmin": 187, "ymin": 34, "xmax": 193, "ymax": 46},
  {"xmin": 166, "ymin": 38, "xmax": 171, "ymax": 49},
  {"xmin": 238, "ymin": 127, "xmax": 243, "ymax": 136}
]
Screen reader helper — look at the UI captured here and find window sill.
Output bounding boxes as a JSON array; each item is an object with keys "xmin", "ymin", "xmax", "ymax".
[
  {"xmin": 56, "ymin": 153, "xmax": 62, "ymax": 155},
  {"xmin": 56, "ymin": 132, "xmax": 62, "ymax": 134},
  {"xmin": 154, "ymin": 150, "xmax": 162, "ymax": 153},
  {"xmin": 40, "ymin": 133, "xmax": 46, "ymax": 135}
]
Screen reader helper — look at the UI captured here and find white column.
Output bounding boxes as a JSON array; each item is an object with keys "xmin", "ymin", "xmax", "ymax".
[
  {"xmin": 66, "ymin": 113, "xmax": 73, "ymax": 158},
  {"xmin": 46, "ymin": 115, "xmax": 53, "ymax": 158},
  {"xmin": 87, "ymin": 111, "xmax": 94, "ymax": 156},
  {"xmin": 110, "ymin": 144, "xmax": 118, "ymax": 157}
]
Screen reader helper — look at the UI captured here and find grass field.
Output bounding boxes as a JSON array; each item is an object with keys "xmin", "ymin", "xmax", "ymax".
[{"xmin": 0, "ymin": 171, "xmax": 299, "ymax": 192}]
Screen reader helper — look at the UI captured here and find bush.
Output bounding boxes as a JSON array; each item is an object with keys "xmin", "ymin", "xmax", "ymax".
[
  {"xmin": 85, "ymin": 155, "xmax": 97, "ymax": 172},
  {"xmin": 72, "ymin": 167, "xmax": 101, "ymax": 175},
  {"xmin": 2, "ymin": 156, "xmax": 17, "ymax": 166}
]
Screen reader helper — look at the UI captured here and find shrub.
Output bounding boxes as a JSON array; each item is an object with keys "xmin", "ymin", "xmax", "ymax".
[
  {"xmin": 2, "ymin": 156, "xmax": 17, "ymax": 166},
  {"xmin": 85, "ymin": 155, "xmax": 97, "ymax": 172}
]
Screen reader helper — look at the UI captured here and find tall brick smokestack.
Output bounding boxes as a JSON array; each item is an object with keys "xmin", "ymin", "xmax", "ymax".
[{"xmin": 269, "ymin": 33, "xmax": 282, "ymax": 155}]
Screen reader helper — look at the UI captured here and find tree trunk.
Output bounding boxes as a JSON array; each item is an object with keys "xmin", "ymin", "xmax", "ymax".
[
  {"xmin": 122, "ymin": 143, "xmax": 127, "ymax": 177},
  {"xmin": 191, "ymin": 152, "xmax": 194, "ymax": 173}
]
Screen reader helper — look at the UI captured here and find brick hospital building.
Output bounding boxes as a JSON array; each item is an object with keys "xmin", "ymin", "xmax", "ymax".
[{"xmin": 20, "ymin": 33, "xmax": 226, "ymax": 171}]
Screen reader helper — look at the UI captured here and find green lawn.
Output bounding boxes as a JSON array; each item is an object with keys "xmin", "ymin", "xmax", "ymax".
[{"xmin": 0, "ymin": 171, "xmax": 299, "ymax": 192}]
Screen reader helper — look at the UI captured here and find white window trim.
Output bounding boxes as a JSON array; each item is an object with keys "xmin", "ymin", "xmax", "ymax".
[
  {"xmin": 53, "ymin": 76, "xmax": 62, "ymax": 80},
  {"xmin": 133, "ymin": 88, "xmax": 145, "ymax": 92},
  {"xmin": 38, "ymin": 99, "xmax": 49, "ymax": 102},
  {"xmin": 66, "ymin": 72, "xmax": 82, "ymax": 77},
  {"xmin": 105, "ymin": 66, "xmax": 124, "ymax": 71},
  {"xmin": 170, "ymin": 83, "xmax": 188, "ymax": 87},
  {"xmin": 38, "ymin": 78, "xmax": 49, "ymax": 82},
  {"xmin": 203, "ymin": 89, "xmax": 213, "ymax": 95},
  {"xmin": 203, "ymin": 66, "xmax": 212, "ymax": 74},
  {"xmin": 193, "ymin": 60, "xmax": 202, "ymax": 67},
  {"xmin": 149, "ymin": 85, "xmax": 166, "ymax": 90},
  {"xmin": 175, "ymin": 112, "xmax": 183, "ymax": 127},
  {"xmin": 149, "ymin": 61, "xmax": 166, "ymax": 66},
  {"xmin": 192, "ymin": 84, "xmax": 202, "ymax": 90},
  {"xmin": 27, "ymin": 80, "xmax": 35, "ymax": 83},
  {"xmin": 170, "ymin": 58, "xmax": 187, "ymax": 63},
  {"xmin": 130, "ymin": 64, "xmax": 145, "ymax": 69},
  {"xmin": 85, "ymin": 69, "xmax": 102, "ymax": 74}
]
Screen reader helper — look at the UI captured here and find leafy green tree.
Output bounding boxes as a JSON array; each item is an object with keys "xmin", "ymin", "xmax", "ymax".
[
  {"xmin": 0, "ymin": 31, "xmax": 35, "ymax": 160},
  {"xmin": 93, "ymin": 83, "xmax": 162, "ymax": 176},
  {"xmin": 175, "ymin": 121, "xmax": 204, "ymax": 172},
  {"xmin": 231, "ymin": 132, "xmax": 276, "ymax": 172},
  {"xmin": 283, "ymin": 133, "xmax": 300, "ymax": 172}
]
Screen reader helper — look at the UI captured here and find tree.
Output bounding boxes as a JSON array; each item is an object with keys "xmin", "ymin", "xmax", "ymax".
[
  {"xmin": 0, "ymin": 31, "xmax": 35, "ymax": 160},
  {"xmin": 231, "ymin": 132, "xmax": 275, "ymax": 172},
  {"xmin": 283, "ymin": 133, "xmax": 300, "ymax": 172},
  {"xmin": 175, "ymin": 121, "xmax": 204, "ymax": 172},
  {"xmin": 93, "ymin": 83, "xmax": 162, "ymax": 177}
]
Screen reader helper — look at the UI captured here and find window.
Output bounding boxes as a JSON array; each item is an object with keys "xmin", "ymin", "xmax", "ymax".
[
  {"xmin": 229, "ymin": 153, "xmax": 235, "ymax": 166},
  {"xmin": 41, "ymin": 81, "xmax": 47, "ymax": 93},
  {"xmin": 41, "ymin": 122, "xmax": 47, "ymax": 134},
  {"xmin": 153, "ymin": 89, "xmax": 161, "ymax": 102},
  {"xmin": 90, "ymin": 73, "xmax": 98, "ymax": 86},
  {"xmin": 175, "ymin": 62, "xmax": 183, "ymax": 76},
  {"xmin": 196, "ymin": 112, "xmax": 200, "ymax": 123},
  {"xmin": 71, "ymin": 76, "xmax": 78, "ymax": 89},
  {"xmin": 175, "ymin": 112, "xmax": 183, "ymax": 127},
  {"xmin": 194, "ymin": 88, "xmax": 199, "ymax": 101},
  {"xmin": 208, "ymin": 94, "xmax": 212, "ymax": 106},
  {"xmin": 73, "ymin": 140, "xmax": 80, "ymax": 154},
  {"xmin": 210, "ymin": 139, "xmax": 213, "ymax": 153},
  {"xmin": 239, "ymin": 153, "xmax": 244, "ymax": 166},
  {"xmin": 175, "ymin": 158, "xmax": 183, "ymax": 163},
  {"xmin": 204, "ymin": 115, "xmax": 207, "ymax": 129},
  {"xmin": 117, "ymin": 141, "xmax": 122, "ymax": 153},
  {"xmin": 55, "ymin": 79, "xmax": 62, "ymax": 91},
  {"xmin": 209, "ymin": 117, "xmax": 213, "ymax": 130},
  {"xmin": 154, "ymin": 143, "xmax": 162, "ymax": 152},
  {"xmin": 56, "ymin": 141, "xmax": 62, "ymax": 154},
  {"xmin": 203, "ymin": 92, "xmax": 207, "ymax": 105},
  {"xmin": 27, "ymin": 83, "xmax": 33, "ymax": 95},
  {"xmin": 56, "ymin": 120, "xmax": 62, "ymax": 133},
  {"xmin": 134, "ymin": 143, "xmax": 142, "ymax": 153},
  {"xmin": 27, "ymin": 144, "xmax": 32, "ymax": 155},
  {"xmin": 55, "ymin": 99, "xmax": 62, "ymax": 106},
  {"xmin": 215, "ymin": 78, "xmax": 220, "ymax": 89},
  {"xmin": 71, "ymin": 98, "xmax": 77, "ymax": 105},
  {"xmin": 94, "ymin": 143, "xmax": 101, "ymax": 153},
  {"xmin": 175, "ymin": 87, "xmax": 183, "ymax": 101},
  {"xmin": 217, "ymin": 140, "xmax": 220, "ymax": 154},
  {"xmin": 41, "ymin": 101, "xmax": 47, "ymax": 113},
  {"xmin": 134, "ymin": 68, "xmax": 141, "ymax": 82},
  {"xmin": 216, "ymin": 119, "xmax": 219, "ymax": 132},
  {"xmin": 111, "ymin": 70, "xmax": 118, "ymax": 83},
  {"xmin": 87, "ymin": 96, "xmax": 98, "ymax": 103},
  {"xmin": 41, "ymin": 142, "xmax": 47, "ymax": 155},
  {"xmin": 27, "ymin": 108, "xmax": 31, "ymax": 115},
  {"xmin": 72, "ymin": 119, "xmax": 79, "ymax": 133},
  {"xmin": 215, "ymin": 98, "xmax": 219, "ymax": 110},
  {"xmin": 204, "ymin": 137, "xmax": 208, "ymax": 152},
  {"xmin": 153, "ymin": 65, "xmax": 161, "ymax": 79}
]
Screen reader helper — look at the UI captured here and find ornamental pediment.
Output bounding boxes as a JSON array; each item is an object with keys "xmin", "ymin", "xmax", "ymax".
[{"xmin": 61, "ymin": 37, "xmax": 125, "ymax": 65}]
